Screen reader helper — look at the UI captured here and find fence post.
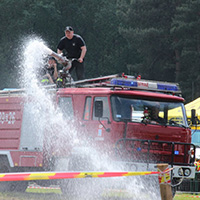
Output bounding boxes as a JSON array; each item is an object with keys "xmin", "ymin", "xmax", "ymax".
[{"xmin": 157, "ymin": 163, "xmax": 173, "ymax": 200}]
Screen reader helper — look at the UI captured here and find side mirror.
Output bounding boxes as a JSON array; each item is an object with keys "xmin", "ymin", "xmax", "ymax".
[
  {"xmin": 191, "ymin": 109, "xmax": 196, "ymax": 125},
  {"xmin": 94, "ymin": 100, "xmax": 103, "ymax": 118}
]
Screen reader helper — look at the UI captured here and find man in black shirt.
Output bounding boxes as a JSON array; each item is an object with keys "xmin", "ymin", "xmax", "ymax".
[{"xmin": 57, "ymin": 26, "xmax": 87, "ymax": 80}]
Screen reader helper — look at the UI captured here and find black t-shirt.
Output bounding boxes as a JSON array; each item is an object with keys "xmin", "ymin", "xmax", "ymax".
[{"xmin": 57, "ymin": 34, "xmax": 86, "ymax": 59}]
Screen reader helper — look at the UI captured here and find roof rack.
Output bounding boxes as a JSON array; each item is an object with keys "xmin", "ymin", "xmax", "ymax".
[
  {"xmin": 66, "ymin": 74, "xmax": 181, "ymax": 95},
  {"xmin": 0, "ymin": 74, "xmax": 181, "ymax": 96},
  {"xmin": 66, "ymin": 74, "xmax": 120, "ymax": 86},
  {"xmin": 0, "ymin": 84, "xmax": 56, "ymax": 96}
]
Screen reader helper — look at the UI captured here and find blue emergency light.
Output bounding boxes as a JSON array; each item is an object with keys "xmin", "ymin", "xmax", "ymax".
[
  {"xmin": 111, "ymin": 79, "xmax": 137, "ymax": 87},
  {"xmin": 137, "ymin": 147, "xmax": 142, "ymax": 151},
  {"xmin": 174, "ymin": 150, "xmax": 179, "ymax": 155},
  {"xmin": 110, "ymin": 78, "xmax": 180, "ymax": 94},
  {"xmin": 157, "ymin": 84, "xmax": 178, "ymax": 91}
]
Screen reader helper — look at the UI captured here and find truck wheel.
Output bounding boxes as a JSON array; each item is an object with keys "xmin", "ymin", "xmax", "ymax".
[
  {"xmin": 171, "ymin": 186, "xmax": 177, "ymax": 198},
  {"xmin": 171, "ymin": 178, "xmax": 179, "ymax": 198},
  {"xmin": 60, "ymin": 155, "xmax": 95, "ymax": 197},
  {"xmin": 0, "ymin": 165, "xmax": 10, "ymax": 192},
  {"xmin": 9, "ymin": 181, "xmax": 28, "ymax": 192},
  {"xmin": 0, "ymin": 164, "xmax": 28, "ymax": 192},
  {"xmin": 60, "ymin": 155, "xmax": 84, "ymax": 196}
]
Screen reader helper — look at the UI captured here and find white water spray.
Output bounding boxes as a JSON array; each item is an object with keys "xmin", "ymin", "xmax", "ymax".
[
  {"xmin": 21, "ymin": 39, "xmax": 52, "ymax": 89},
  {"xmin": 19, "ymin": 37, "xmax": 77, "ymax": 157},
  {"xmin": 18, "ymin": 37, "xmax": 161, "ymax": 200}
]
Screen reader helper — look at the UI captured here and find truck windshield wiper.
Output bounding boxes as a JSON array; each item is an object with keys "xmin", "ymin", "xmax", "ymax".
[
  {"xmin": 177, "ymin": 124, "xmax": 187, "ymax": 128},
  {"xmin": 167, "ymin": 121, "xmax": 187, "ymax": 128}
]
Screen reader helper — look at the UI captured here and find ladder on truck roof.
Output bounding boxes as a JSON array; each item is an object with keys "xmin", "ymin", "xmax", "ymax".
[
  {"xmin": 67, "ymin": 74, "xmax": 121, "ymax": 86},
  {"xmin": 67, "ymin": 74, "xmax": 182, "ymax": 95}
]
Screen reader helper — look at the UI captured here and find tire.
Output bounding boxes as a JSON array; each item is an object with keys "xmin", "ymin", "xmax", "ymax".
[
  {"xmin": 171, "ymin": 186, "xmax": 177, "ymax": 198},
  {"xmin": 171, "ymin": 178, "xmax": 180, "ymax": 197},
  {"xmin": 60, "ymin": 154, "xmax": 97, "ymax": 198},
  {"xmin": 8, "ymin": 181, "xmax": 28, "ymax": 192},
  {"xmin": 0, "ymin": 164, "xmax": 10, "ymax": 192},
  {"xmin": 0, "ymin": 163, "xmax": 28, "ymax": 192}
]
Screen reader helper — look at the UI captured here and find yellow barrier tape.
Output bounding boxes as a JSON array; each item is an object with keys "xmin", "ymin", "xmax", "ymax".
[
  {"xmin": 24, "ymin": 173, "xmax": 56, "ymax": 181},
  {"xmin": 75, "ymin": 172, "xmax": 105, "ymax": 178}
]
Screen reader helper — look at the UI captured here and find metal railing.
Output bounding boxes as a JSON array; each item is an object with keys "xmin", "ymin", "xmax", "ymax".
[{"xmin": 115, "ymin": 138, "xmax": 195, "ymax": 167}]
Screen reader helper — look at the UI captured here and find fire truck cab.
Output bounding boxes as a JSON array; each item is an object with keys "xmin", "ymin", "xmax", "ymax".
[{"xmin": 56, "ymin": 76, "xmax": 195, "ymax": 178}]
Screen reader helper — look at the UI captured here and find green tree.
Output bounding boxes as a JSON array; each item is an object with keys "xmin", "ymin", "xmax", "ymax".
[
  {"xmin": 0, "ymin": 0, "xmax": 199, "ymax": 103},
  {"xmin": 171, "ymin": 0, "xmax": 200, "ymax": 101},
  {"xmin": 0, "ymin": 0, "xmax": 62, "ymax": 88},
  {"xmin": 117, "ymin": 0, "xmax": 177, "ymax": 81},
  {"xmin": 54, "ymin": 0, "xmax": 128, "ymax": 77}
]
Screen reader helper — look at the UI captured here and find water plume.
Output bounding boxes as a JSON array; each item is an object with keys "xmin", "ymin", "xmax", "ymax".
[{"xmin": 18, "ymin": 37, "xmax": 161, "ymax": 200}]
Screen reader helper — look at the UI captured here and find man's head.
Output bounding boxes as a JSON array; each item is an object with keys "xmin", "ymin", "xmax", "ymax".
[
  {"xmin": 151, "ymin": 103, "xmax": 160, "ymax": 119},
  {"xmin": 48, "ymin": 57, "xmax": 56, "ymax": 68},
  {"xmin": 65, "ymin": 26, "xmax": 74, "ymax": 39}
]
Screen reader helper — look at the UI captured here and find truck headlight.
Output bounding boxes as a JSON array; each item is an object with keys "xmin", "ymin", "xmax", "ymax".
[{"xmin": 184, "ymin": 168, "xmax": 191, "ymax": 176}]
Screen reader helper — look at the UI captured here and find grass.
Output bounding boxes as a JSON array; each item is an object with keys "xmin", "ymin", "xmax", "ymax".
[
  {"xmin": 0, "ymin": 187, "xmax": 199, "ymax": 200},
  {"xmin": 0, "ymin": 192, "xmax": 64, "ymax": 200},
  {"xmin": 26, "ymin": 187, "xmax": 62, "ymax": 194},
  {"xmin": 0, "ymin": 192, "xmax": 198, "ymax": 200},
  {"xmin": 174, "ymin": 193, "xmax": 200, "ymax": 200}
]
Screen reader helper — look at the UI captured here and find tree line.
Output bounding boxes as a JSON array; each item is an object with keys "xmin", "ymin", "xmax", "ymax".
[{"xmin": 0, "ymin": 0, "xmax": 199, "ymax": 102}]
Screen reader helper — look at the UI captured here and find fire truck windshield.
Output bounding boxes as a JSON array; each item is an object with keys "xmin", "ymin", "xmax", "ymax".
[{"xmin": 111, "ymin": 96, "xmax": 188, "ymax": 127}]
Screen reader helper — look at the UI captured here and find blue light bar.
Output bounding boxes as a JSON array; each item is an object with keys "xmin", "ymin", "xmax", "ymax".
[
  {"xmin": 110, "ymin": 78, "xmax": 181, "ymax": 94},
  {"xmin": 157, "ymin": 84, "xmax": 178, "ymax": 91},
  {"xmin": 111, "ymin": 79, "xmax": 137, "ymax": 87}
]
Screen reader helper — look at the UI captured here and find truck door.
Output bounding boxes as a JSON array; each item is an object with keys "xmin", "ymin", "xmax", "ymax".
[
  {"xmin": 58, "ymin": 96, "xmax": 74, "ymax": 120},
  {"xmin": 82, "ymin": 96, "xmax": 111, "ymax": 144}
]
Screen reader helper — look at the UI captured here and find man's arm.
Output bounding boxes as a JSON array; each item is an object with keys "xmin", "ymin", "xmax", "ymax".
[
  {"xmin": 78, "ymin": 46, "xmax": 87, "ymax": 63},
  {"xmin": 44, "ymin": 73, "xmax": 54, "ymax": 84},
  {"xmin": 57, "ymin": 49, "xmax": 63, "ymax": 55},
  {"xmin": 53, "ymin": 64, "xmax": 58, "ymax": 80}
]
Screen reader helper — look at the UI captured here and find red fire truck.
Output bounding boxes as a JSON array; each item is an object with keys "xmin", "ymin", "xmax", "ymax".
[{"xmin": 0, "ymin": 74, "xmax": 196, "ymax": 193}]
